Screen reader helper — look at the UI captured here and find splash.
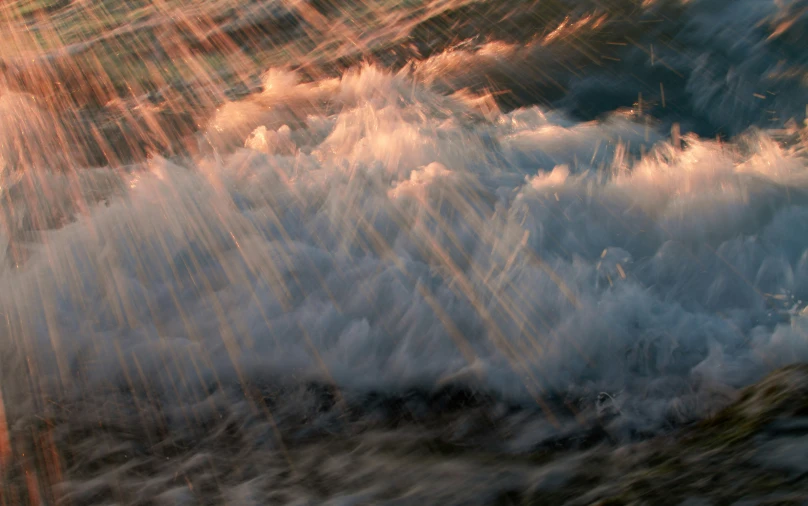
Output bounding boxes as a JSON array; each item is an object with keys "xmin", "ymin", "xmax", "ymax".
[
  {"xmin": 3, "ymin": 61, "xmax": 808, "ymax": 425},
  {"xmin": 0, "ymin": 0, "xmax": 807, "ymax": 503}
]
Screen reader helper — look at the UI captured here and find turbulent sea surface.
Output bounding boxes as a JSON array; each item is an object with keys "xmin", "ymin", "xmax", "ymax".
[{"xmin": 1, "ymin": 0, "xmax": 808, "ymax": 504}]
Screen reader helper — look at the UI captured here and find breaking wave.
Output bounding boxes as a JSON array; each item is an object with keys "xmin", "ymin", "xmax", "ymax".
[
  {"xmin": 2, "ymin": 60, "xmax": 808, "ymax": 443},
  {"xmin": 2, "ymin": 0, "xmax": 808, "ymax": 501}
]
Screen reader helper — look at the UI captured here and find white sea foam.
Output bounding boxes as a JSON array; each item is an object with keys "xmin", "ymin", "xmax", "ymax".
[{"xmin": 2, "ymin": 62, "xmax": 808, "ymax": 438}]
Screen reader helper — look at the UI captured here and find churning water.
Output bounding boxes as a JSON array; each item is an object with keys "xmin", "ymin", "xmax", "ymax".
[{"xmin": 1, "ymin": 0, "xmax": 807, "ymax": 503}]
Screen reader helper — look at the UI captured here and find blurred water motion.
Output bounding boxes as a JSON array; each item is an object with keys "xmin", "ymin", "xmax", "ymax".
[{"xmin": 1, "ymin": 0, "xmax": 808, "ymax": 504}]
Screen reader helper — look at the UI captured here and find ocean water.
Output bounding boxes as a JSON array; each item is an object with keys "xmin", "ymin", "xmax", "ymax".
[{"xmin": 1, "ymin": 0, "xmax": 807, "ymax": 503}]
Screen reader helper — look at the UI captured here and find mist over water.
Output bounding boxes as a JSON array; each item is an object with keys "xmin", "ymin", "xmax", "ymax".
[{"xmin": 1, "ymin": 0, "xmax": 808, "ymax": 502}]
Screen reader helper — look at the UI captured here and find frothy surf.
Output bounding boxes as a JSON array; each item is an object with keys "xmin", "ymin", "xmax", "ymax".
[
  {"xmin": 1, "ymin": 0, "xmax": 807, "ymax": 502},
  {"xmin": 3, "ymin": 63, "xmax": 808, "ymax": 430}
]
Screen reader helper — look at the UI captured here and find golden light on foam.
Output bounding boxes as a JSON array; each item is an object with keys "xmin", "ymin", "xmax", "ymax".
[{"xmin": 0, "ymin": 6, "xmax": 805, "ymax": 495}]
